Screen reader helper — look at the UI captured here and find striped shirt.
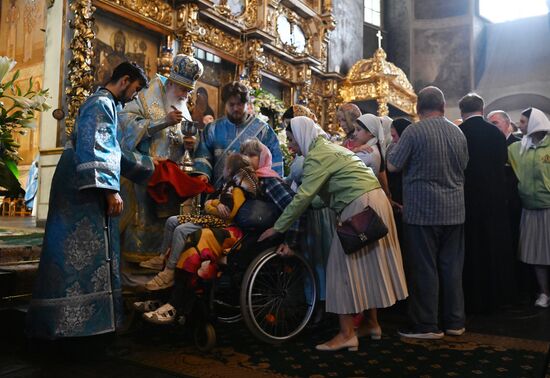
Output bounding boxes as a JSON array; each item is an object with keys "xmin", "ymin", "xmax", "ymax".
[{"xmin": 388, "ymin": 116, "xmax": 469, "ymax": 225}]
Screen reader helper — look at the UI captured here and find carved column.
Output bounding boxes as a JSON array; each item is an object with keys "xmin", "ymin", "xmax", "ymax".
[
  {"xmin": 324, "ymin": 78, "xmax": 340, "ymax": 132},
  {"xmin": 65, "ymin": 0, "xmax": 96, "ymax": 137},
  {"xmin": 245, "ymin": 39, "xmax": 266, "ymax": 90},
  {"xmin": 175, "ymin": 3, "xmax": 199, "ymax": 56},
  {"xmin": 297, "ymin": 65, "xmax": 312, "ymax": 105},
  {"xmin": 373, "ymin": 48, "xmax": 390, "ymax": 116}
]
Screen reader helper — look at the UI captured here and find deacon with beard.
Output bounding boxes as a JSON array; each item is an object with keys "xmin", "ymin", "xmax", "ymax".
[
  {"xmin": 117, "ymin": 54, "xmax": 203, "ymax": 266},
  {"xmin": 195, "ymin": 81, "xmax": 283, "ymax": 188}
]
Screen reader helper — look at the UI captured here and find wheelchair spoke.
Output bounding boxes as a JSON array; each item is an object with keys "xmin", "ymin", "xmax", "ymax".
[{"xmin": 241, "ymin": 249, "xmax": 317, "ymax": 343}]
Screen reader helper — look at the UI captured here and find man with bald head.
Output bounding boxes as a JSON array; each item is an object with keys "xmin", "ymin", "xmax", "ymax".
[
  {"xmin": 487, "ymin": 110, "xmax": 521, "ymax": 146},
  {"xmin": 388, "ymin": 86, "xmax": 469, "ymax": 339}
]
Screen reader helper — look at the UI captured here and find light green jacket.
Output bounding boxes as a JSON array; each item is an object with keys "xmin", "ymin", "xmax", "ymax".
[
  {"xmin": 274, "ymin": 137, "xmax": 381, "ymax": 233},
  {"xmin": 508, "ymin": 135, "xmax": 550, "ymax": 209}
]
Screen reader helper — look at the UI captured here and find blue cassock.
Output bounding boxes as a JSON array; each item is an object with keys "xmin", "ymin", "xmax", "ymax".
[
  {"xmin": 26, "ymin": 89, "xmax": 154, "ymax": 339},
  {"xmin": 194, "ymin": 115, "xmax": 283, "ymax": 188}
]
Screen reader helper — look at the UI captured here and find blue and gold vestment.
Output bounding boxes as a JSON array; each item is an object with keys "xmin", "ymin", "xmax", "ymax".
[{"xmin": 26, "ymin": 89, "xmax": 153, "ymax": 339}]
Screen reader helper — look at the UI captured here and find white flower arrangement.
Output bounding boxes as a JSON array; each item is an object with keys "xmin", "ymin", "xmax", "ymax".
[{"xmin": 0, "ymin": 56, "xmax": 50, "ymax": 165}]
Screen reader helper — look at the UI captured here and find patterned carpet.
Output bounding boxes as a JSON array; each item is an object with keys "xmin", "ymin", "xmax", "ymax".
[{"xmin": 119, "ymin": 321, "xmax": 550, "ymax": 377}]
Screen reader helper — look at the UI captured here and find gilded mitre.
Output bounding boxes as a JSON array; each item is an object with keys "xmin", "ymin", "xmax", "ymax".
[{"xmin": 168, "ymin": 54, "xmax": 204, "ymax": 90}]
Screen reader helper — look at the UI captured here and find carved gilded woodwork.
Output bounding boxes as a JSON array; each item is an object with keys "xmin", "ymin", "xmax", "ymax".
[
  {"xmin": 263, "ymin": 54, "xmax": 292, "ymax": 80},
  {"xmin": 175, "ymin": 3, "xmax": 199, "ymax": 55},
  {"xmin": 109, "ymin": 0, "xmax": 173, "ymax": 27},
  {"xmin": 245, "ymin": 40, "xmax": 266, "ymax": 89},
  {"xmin": 213, "ymin": 0, "xmax": 234, "ymax": 18},
  {"xmin": 157, "ymin": 46, "xmax": 174, "ymax": 76},
  {"xmin": 243, "ymin": 0, "xmax": 259, "ymax": 28},
  {"xmin": 195, "ymin": 22, "xmax": 243, "ymax": 58},
  {"xmin": 340, "ymin": 48, "xmax": 417, "ymax": 118},
  {"xmin": 210, "ymin": 0, "xmax": 258, "ymax": 28},
  {"xmin": 272, "ymin": 7, "xmax": 310, "ymax": 56},
  {"xmin": 65, "ymin": 0, "xmax": 400, "ymax": 136},
  {"xmin": 65, "ymin": 0, "xmax": 96, "ymax": 136}
]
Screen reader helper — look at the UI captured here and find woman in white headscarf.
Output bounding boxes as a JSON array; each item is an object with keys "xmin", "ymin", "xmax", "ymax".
[
  {"xmin": 351, "ymin": 114, "xmax": 391, "ymax": 196},
  {"xmin": 259, "ymin": 116, "xmax": 408, "ymax": 352},
  {"xmin": 281, "ymin": 106, "xmax": 335, "ymax": 324},
  {"xmin": 508, "ymin": 107, "xmax": 550, "ymax": 308},
  {"xmin": 353, "ymin": 113, "xmax": 386, "ymax": 176}
]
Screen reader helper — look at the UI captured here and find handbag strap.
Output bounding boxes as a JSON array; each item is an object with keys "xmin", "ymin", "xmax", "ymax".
[{"xmin": 336, "ymin": 190, "xmax": 370, "ymax": 225}]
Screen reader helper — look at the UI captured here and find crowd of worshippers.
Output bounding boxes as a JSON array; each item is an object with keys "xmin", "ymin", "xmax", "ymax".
[
  {"xmin": 26, "ymin": 56, "xmax": 550, "ymax": 352},
  {"xmin": 135, "ymin": 84, "xmax": 550, "ymax": 348}
]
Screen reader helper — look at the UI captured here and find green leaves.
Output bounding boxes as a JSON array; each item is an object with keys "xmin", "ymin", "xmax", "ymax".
[{"xmin": 0, "ymin": 56, "xmax": 51, "ymax": 165}]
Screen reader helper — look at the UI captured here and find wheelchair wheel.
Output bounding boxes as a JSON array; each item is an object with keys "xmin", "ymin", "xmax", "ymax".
[
  {"xmin": 240, "ymin": 248, "xmax": 317, "ymax": 344},
  {"xmin": 194, "ymin": 322, "xmax": 216, "ymax": 352},
  {"xmin": 210, "ymin": 278, "xmax": 242, "ymax": 324}
]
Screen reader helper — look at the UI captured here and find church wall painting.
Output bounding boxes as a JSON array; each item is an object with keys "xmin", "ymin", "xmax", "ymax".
[
  {"xmin": 191, "ymin": 82, "xmax": 219, "ymax": 129},
  {"xmin": 0, "ymin": 0, "xmax": 46, "ymax": 166},
  {"xmin": 92, "ymin": 10, "xmax": 162, "ymax": 88},
  {"xmin": 412, "ymin": 24, "xmax": 471, "ymax": 100},
  {"xmin": 190, "ymin": 54, "xmax": 236, "ymax": 126}
]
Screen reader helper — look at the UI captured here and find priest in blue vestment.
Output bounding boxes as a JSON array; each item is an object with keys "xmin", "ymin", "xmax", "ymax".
[
  {"xmin": 117, "ymin": 55, "xmax": 204, "ymax": 263},
  {"xmin": 26, "ymin": 62, "xmax": 152, "ymax": 339},
  {"xmin": 194, "ymin": 81, "xmax": 283, "ymax": 188}
]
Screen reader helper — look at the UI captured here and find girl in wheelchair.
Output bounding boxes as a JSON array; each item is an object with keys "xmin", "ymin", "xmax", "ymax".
[
  {"xmin": 138, "ymin": 153, "xmax": 260, "ymax": 293},
  {"xmin": 237, "ymin": 138, "xmax": 302, "ymax": 256},
  {"xmin": 137, "ymin": 141, "xmax": 303, "ymax": 324}
]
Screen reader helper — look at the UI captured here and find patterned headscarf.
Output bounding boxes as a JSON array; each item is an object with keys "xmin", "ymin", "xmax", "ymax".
[{"xmin": 289, "ymin": 116, "xmax": 328, "ymax": 157}]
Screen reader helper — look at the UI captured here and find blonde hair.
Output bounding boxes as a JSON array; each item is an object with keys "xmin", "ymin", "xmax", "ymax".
[{"xmin": 239, "ymin": 138, "xmax": 263, "ymax": 157}]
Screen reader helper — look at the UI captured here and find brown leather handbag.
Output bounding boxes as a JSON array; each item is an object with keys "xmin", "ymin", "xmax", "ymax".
[{"xmin": 336, "ymin": 206, "xmax": 389, "ymax": 255}]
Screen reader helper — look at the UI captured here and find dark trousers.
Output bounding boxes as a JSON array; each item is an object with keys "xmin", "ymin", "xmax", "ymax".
[{"xmin": 403, "ymin": 223, "xmax": 465, "ymax": 332}]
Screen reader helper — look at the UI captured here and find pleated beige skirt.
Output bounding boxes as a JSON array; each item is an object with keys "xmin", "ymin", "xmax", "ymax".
[
  {"xmin": 326, "ymin": 188, "xmax": 408, "ymax": 314},
  {"xmin": 518, "ymin": 207, "xmax": 550, "ymax": 265}
]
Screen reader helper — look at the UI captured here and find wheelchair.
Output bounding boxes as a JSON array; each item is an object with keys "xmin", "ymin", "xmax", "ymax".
[
  {"xmin": 131, "ymin": 232, "xmax": 317, "ymax": 352},
  {"xmin": 193, "ymin": 232, "xmax": 317, "ymax": 350}
]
